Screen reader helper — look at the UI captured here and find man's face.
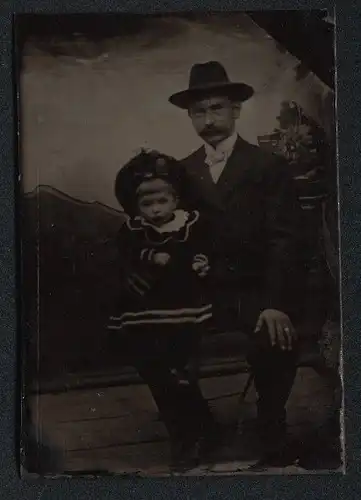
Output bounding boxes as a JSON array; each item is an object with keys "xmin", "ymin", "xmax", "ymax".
[{"xmin": 188, "ymin": 95, "xmax": 241, "ymax": 147}]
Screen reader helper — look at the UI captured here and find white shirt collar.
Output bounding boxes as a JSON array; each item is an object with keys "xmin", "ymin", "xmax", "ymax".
[{"xmin": 204, "ymin": 131, "xmax": 238, "ymax": 160}]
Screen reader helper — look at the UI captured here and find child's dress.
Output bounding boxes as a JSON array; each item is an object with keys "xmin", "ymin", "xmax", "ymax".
[{"xmin": 107, "ymin": 209, "xmax": 212, "ymax": 369}]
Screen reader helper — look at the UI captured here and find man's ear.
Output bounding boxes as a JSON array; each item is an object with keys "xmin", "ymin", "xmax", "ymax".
[{"xmin": 232, "ymin": 102, "xmax": 242, "ymax": 119}]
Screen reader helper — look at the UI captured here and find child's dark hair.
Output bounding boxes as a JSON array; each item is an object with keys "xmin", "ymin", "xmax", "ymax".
[{"xmin": 114, "ymin": 149, "xmax": 188, "ymax": 215}]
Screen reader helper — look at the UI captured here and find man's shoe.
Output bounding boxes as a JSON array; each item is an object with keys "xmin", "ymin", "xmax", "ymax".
[
  {"xmin": 248, "ymin": 443, "xmax": 297, "ymax": 471},
  {"xmin": 296, "ymin": 435, "xmax": 342, "ymax": 471}
]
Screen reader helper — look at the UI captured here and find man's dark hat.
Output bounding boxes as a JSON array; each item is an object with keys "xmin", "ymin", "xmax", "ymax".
[
  {"xmin": 169, "ymin": 61, "xmax": 254, "ymax": 109},
  {"xmin": 114, "ymin": 150, "xmax": 187, "ymax": 215}
]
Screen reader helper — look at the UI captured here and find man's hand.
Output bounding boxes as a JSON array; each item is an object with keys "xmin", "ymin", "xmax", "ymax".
[
  {"xmin": 153, "ymin": 252, "xmax": 171, "ymax": 266},
  {"xmin": 255, "ymin": 309, "xmax": 297, "ymax": 351}
]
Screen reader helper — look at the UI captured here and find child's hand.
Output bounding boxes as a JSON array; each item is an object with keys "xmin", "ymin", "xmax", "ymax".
[
  {"xmin": 153, "ymin": 252, "xmax": 171, "ymax": 266},
  {"xmin": 192, "ymin": 254, "xmax": 210, "ymax": 277}
]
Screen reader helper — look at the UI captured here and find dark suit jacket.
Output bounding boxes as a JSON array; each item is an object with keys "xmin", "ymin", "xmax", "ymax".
[{"xmin": 181, "ymin": 136, "xmax": 301, "ymax": 331}]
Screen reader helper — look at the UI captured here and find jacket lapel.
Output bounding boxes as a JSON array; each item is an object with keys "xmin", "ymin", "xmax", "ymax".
[
  {"xmin": 215, "ymin": 136, "xmax": 254, "ymax": 200},
  {"xmin": 185, "ymin": 147, "xmax": 224, "ymax": 210},
  {"xmin": 184, "ymin": 136, "xmax": 256, "ymax": 210}
]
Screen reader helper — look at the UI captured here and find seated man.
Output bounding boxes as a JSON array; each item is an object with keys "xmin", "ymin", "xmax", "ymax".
[{"xmin": 169, "ymin": 61, "xmax": 300, "ymax": 467}]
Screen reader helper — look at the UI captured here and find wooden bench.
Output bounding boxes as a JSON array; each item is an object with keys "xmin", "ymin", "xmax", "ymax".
[{"xmin": 30, "ymin": 320, "xmax": 338, "ymax": 397}]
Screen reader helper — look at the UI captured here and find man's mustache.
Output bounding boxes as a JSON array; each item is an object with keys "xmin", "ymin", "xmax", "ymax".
[{"xmin": 200, "ymin": 127, "xmax": 223, "ymax": 137}]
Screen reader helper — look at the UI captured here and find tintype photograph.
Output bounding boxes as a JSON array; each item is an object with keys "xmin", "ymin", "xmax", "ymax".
[{"xmin": 18, "ymin": 11, "xmax": 343, "ymax": 476}]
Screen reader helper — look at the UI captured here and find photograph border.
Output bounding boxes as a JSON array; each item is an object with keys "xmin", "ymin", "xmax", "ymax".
[{"xmin": 1, "ymin": 0, "xmax": 360, "ymax": 498}]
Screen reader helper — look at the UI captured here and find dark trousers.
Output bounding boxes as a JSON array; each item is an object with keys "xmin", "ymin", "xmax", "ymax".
[
  {"xmin": 210, "ymin": 285, "xmax": 298, "ymax": 453},
  {"xmin": 247, "ymin": 328, "xmax": 298, "ymax": 453}
]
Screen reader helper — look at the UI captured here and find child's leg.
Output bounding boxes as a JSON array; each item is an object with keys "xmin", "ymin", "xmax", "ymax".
[
  {"xmin": 186, "ymin": 327, "xmax": 202, "ymax": 383},
  {"xmin": 166, "ymin": 326, "xmax": 216, "ymax": 439},
  {"xmin": 168, "ymin": 326, "xmax": 201, "ymax": 378}
]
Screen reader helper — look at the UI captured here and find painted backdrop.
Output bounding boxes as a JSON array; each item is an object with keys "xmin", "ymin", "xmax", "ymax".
[{"xmin": 20, "ymin": 13, "xmax": 332, "ymax": 208}]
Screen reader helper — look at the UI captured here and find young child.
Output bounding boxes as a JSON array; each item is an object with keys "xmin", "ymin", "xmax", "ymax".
[{"xmin": 107, "ymin": 150, "xmax": 216, "ymax": 465}]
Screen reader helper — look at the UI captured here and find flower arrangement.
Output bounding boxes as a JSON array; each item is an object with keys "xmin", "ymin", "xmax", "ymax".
[{"xmin": 258, "ymin": 100, "xmax": 328, "ymax": 180}]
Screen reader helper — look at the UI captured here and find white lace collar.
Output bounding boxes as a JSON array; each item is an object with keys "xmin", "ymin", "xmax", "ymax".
[{"xmin": 137, "ymin": 209, "xmax": 190, "ymax": 233}]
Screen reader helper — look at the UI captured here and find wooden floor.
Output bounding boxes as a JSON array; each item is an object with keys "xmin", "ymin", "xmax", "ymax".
[{"xmin": 25, "ymin": 367, "xmax": 343, "ymax": 476}]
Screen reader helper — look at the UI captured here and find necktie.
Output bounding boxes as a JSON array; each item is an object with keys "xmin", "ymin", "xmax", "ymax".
[{"xmin": 205, "ymin": 150, "xmax": 227, "ymax": 168}]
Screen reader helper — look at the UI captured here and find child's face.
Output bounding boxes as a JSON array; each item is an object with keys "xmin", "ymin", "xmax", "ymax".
[{"xmin": 137, "ymin": 180, "xmax": 178, "ymax": 226}]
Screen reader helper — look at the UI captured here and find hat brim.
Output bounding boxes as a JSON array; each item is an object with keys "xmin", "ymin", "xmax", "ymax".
[{"xmin": 169, "ymin": 82, "xmax": 254, "ymax": 109}]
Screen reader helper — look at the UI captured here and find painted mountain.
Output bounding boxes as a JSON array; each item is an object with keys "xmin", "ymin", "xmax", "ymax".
[{"xmin": 21, "ymin": 186, "xmax": 127, "ymax": 388}]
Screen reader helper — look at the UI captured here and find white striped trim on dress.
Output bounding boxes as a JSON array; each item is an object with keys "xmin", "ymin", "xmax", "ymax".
[
  {"xmin": 140, "ymin": 248, "xmax": 155, "ymax": 262},
  {"xmin": 109, "ymin": 304, "xmax": 212, "ymax": 321},
  {"xmin": 130, "ymin": 272, "xmax": 151, "ymax": 289},
  {"xmin": 107, "ymin": 311, "xmax": 212, "ymax": 329},
  {"xmin": 126, "ymin": 277, "xmax": 145, "ymax": 296}
]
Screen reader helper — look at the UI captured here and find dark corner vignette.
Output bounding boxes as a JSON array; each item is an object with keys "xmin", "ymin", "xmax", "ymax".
[{"xmin": 13, "ymin": 14, "xmax": 33, "ymax": 478}]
